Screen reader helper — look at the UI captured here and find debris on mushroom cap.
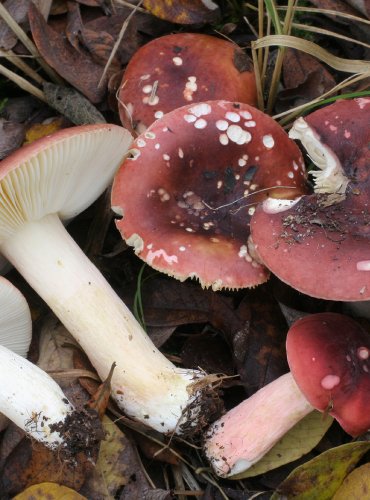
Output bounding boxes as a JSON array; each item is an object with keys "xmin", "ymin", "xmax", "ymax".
[
  {"xmin": 250, "ymin": 98, "xmax": 370, "ymax": 301},
  {"xmin": 118, "ymin": 33, "xmax": 258, "ymax": 134},
  {"xmin": 112, "ymin": 100, "xmax": 307, "ymax": 290},
  {"xmin": 287, "ymin": 312, "xmax": 370, "ymax": 436}
]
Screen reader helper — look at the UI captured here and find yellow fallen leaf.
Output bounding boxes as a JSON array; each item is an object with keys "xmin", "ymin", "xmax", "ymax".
[
  {"xmin": 333, "ymin": 463, "xmax": 370, "ymax": 499},
  {"xmin": 231, "ymin": 411, "xmax": 333, "ymax": 479},
  {"xmin": 24, "ymin": 118, "xmax": 64, "ymax": 144},
  {"xmin": 271, "ymin": 441, "xmax": 370, "ymax": 500},
  {"xmin": 143, "ymin": 0, "xmax": 219, "ymax": 24},
  {"xmin": 13, "ymin": 482, "xmax": 86, "ymax": 499}
]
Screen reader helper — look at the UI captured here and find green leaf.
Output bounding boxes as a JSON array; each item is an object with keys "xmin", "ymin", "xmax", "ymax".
[
  {"xmin": 231, "ymin": 411, "xmax": 333, "ymax": 479},
  {"xmin": 271, "ymin": 442, "xmax": 370, "ymax": 500}
]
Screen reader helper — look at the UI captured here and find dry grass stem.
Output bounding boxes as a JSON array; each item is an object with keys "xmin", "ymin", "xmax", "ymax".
[
  {"xmin": 0, "ymin": 63, "xmax": 46, "ymax": 102},
  {"xmin": 0, "ymin": 49, "xmax": 45, "ymax": 84},
  {"xmin": 0, "ymin": 3, "xmax": 62, "ymax": 84}
]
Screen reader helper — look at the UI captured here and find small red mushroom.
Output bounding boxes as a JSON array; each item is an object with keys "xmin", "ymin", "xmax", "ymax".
[
  {"xmin": 250, "ymin": 98, "xmax": 370, "ymax": 301},
  {"xmin": 118, "ymin": 33, "xmax": 258, "ymax": 134},
  {"xmin": 204, "ymin": 312, "xmax": 370, "ymax": 477},
  {"xmin": 112, "ymin": 100, "xmax": 307, "ymax": 290}
]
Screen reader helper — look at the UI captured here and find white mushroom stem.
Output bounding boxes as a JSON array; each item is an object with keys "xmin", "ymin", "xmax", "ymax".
[
  {"xmin": 204, "ymin": 373, "xmax": 313, "ymax": 477},
  {"xmin": 0, "ymin": 343, "xmax": 75, "ymax": 448},
  {"xmin": 0, "ymin": 213, "xmax": 205, "ymax": 434}
]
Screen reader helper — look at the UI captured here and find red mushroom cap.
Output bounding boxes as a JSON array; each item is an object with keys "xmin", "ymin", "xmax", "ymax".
[
  {"xmin": 287, "ymin": 312, "xmax": 370, "ymax": 436},
  {"xmin": 250, "ymin": 98, "xmax": 370, "ymax": 301},
  {"xmin": 111, "ymin": 100, "xmax": 307, "ymax": 290},
  {"xmin": 118, "ymin": 33, "xmax": 257, "ymax": 134}
]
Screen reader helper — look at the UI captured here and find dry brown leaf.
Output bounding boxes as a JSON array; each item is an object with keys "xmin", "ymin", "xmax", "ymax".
[{"xmin": 28, "ymin": 2, "xmax": 106, "ymax": 103}]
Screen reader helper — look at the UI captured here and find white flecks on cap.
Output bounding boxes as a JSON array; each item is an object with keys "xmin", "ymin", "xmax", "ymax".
[
  {"xmin": 188, "ymin": 103, "xmax": 212, "ymax": 117},
  {"xmin": 293, "ymin": 161, "xmax": 299, "ymax": 171},
  {"xmin": 262, "ymin": 134, "xmax": 274, "ymax": 149},
  {"xmin": 320, "ymin": 374, "xmax": 340, "ymax": 390},
  {"xmin": 357, "ymin": 261, "xmax": 370, "ymax": 271},
  {"xmin": 248, "ymin": 206, "xmax": 255, "ymax": 216},
  {"xmin": 238, "ymin": 245, "xmax": 253, "ymax": 262},
  {"xmin": 163, "ymin": 153, "xmax": 170, "ymax": 161},
  {"xmin": 344, "ymin": 130, "xmax": 351, "ymax": 139},
  {"xmin": 144, "ymin": 131, "xmax": 156, "ymax": 139},
  {"xmin": 238, "ymin": 158, "xmax": 247, "ymax": 167},
  {"xmin": 172, "ymin": 56, "xmax": 183, "ymax": 66},
  {"xmin": 217, "ymin": 180, "xmax": 223, "ymax": 189},
  {"xmin": 184, "ymin": 114, "xmax": 197, "ymax": 123},
  {"xmin": 148, "ymin": 95, "xmax": 159, "ymax": 106},
  {"xmin": 140, "ymin": 74, "xmax": 151, "ymax": 80},
  {"xmin": 287, "ymin": 171, "xmax": 294, "ymax": 179},
  {"xmin": 137, "ymin": 138, "xmax": 146, "ymax": 148},
  {"xmin": 244, "ymin": 121, "xmax": 256, "ymax": 127},
  {"xmin": 226, "ymin": 125, "xmax": 252, "ymax": 145},
  {"xmin": 179, "ymin": 246, "xmax": 186, "ymax": 252},
  {"xmin": 225, "ymin": 111, "xmax": 240, "ymax": 123},
  {"xmin": 146, "ymin": 248, "xmax": 178, "ymax": 266},
  {"xmin": 142, "ymin": 85, "xmax": 153, "ymax": 94},
  {"xmin": 357, "ymin": 347, "xmax": 369, "ymax": 360},
  {"xmin": 239, "ymin": 110, "xmax": 253, "ymax": 120},
  {"xmin": 194, "ymin": 118, "xmax": 207, "ymax": 129},
  {"xmin": 157, "ymin": 188, "xmax": 170, "ymax": 202},
  {"xmin": 178, "ymin": 148, "xmax": 184, "ymax": 158},
  {"xmin": 154, "ymin": 111, "xmax": 164, "ymax": 119},
  {"xmin": 219, "ymin": 133, "xmax": 229, "ymax": 145},
  {"xmin": 155, "ymin": 143, "xmax": 161, "ymax": 149},
  {"xmin": 129, "ymin": 148, "xmax": 141, "ymax": 160},
  {"xmin": 184, "ymin": 76, "xmax": 197, "ymax": 101},
  {"xmin": 216, "ymin": 120, "xmax": 229, "ymax": 131}
]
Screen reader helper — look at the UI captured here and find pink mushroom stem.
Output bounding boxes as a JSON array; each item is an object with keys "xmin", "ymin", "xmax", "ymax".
[{"xmin": 204, "ymin": 372, "xmax": 313, "ymax": 477}]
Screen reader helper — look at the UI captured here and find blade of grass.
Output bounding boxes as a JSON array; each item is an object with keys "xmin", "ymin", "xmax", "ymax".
[
  {"xmin": 274, "ymin": 72, "xmax": 370, "ymax": 125},
  {"xmin": 292, "ymin": 22, "xmax": 370, "ymax": 49},
  {"xmin": 252, "ymin": 35, "xmax": 370, "ymax": 73},
  {"xmin": 278, "ymin": 5, "xmax": 370, "ymax": 25},
  {"xmin": 265, "ymin": 0, "xmax": 299, "ymax": 113}
]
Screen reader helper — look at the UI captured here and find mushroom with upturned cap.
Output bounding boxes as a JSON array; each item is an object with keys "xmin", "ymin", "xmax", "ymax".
[
  {"xmin": 204, "ymin": 312, "xmax": 370, "ymax": 477},
  {"xmin": 0, "ymin": 124, "xmax": 218, "ymax": 435},
  {"xmin": 118, "ymin": 33, "xmax": 257, "ymax": 134},
  {"xmin": 250, "ymin": 98, "xmax": 370, "ymax": 301},
  {"xmin": 112, "ymin": 100, "xmax": 307, "ymax": 291}
]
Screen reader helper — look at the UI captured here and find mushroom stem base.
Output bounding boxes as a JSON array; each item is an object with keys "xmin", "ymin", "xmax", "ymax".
[{"xmin": 204, "ymin": 372, "xmax": 313, "ymax": 477}]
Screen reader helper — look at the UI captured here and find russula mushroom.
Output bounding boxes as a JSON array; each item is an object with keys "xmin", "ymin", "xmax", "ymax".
[
  {"xmin": 0, "ymin": 124, "xmax": 216, "ymax": 435},
  {"xmin": 250, "ymin": 98, "xmax": 370, "ymax": 301},
  {"xmin": 0, "ymin": 276, "xmax": 95, "ymax": 451},
  {"xmin": 204, "ymin": 312, "xmax": 370, "ymax": 477},
  {"xmin": 118, "ymin": 33, "xmax": 257, "ymax": 134},
  {"xmin": 112, "ymin": 100, "xmax": 307, "ymax": 290}
]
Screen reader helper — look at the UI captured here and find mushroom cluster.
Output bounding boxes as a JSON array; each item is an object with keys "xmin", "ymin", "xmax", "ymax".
[
  {"xmin": 118, "ymin": 33, "xmax": 257, "ymax": 134},
  {"xmin": 0, "ymin": 123, "xmax": 218, "ymax": 435},
  {"xmin": 204, "ymin": 312, "xmax": 370, "ymax": 477},
  {"xmin": 112, "ymin": 100, "xmax": 307, "ymax": 291}
]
